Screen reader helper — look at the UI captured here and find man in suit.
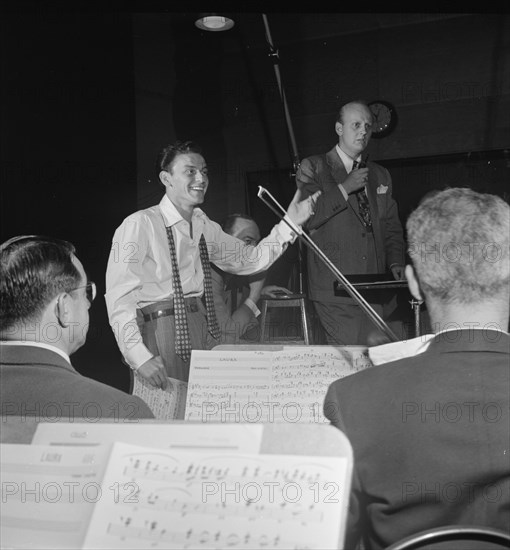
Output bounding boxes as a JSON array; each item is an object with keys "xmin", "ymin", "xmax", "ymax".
[
  {"xmin": 0, "ymin": 235, "xmax": 154, "ymax": 420},
  {"xmin": 324, "ymin": 187, "xmax": 510, "ymax": 549},
  {"xmin": 211, "ymin": 213, "xmax": 292, "ymax": 344},
  {"xmin": 296, "ymin": 100, "xmax": 405, "ymax": 345}
]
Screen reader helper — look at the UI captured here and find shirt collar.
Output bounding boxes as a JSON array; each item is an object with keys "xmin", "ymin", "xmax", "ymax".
[
  {"xmin": 335, "ymin": 144, "xmax": 361, "ymax": 173},
  {"xmin": 0, "ymin": 340, "xmax": 71, "ymax": 364},
  {"xmin": 159, "ymin": 195, "xmax": 205, "ymax": 227}
]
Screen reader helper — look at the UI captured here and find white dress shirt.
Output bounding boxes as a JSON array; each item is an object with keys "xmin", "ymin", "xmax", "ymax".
[
  {"xmin": 105, "ymin": 195, "xmax": 296, "ymax": 369},
  {"xmin": 336, "ymin": 144, "xmax": 363, "ymax": 200}
]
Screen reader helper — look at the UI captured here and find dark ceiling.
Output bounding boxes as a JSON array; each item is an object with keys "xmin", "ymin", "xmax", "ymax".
[{"xmin": 132, "ymin": 12, "xmax": 470, "ymax": 51}]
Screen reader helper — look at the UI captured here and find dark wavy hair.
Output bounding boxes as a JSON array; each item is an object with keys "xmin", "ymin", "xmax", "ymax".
[
  {"xmin": 156, "ymin": 140, "xmax": 203, "ymax": 177},
  {"xmin": 0, "ymin": 235, "xmax": 81, "ymax": 331}
]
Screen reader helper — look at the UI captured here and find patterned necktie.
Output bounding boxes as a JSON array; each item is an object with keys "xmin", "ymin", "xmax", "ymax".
[
  {"xmin": 165, "ymin": 226, "xmax": 191, "ymax": 362},
  {"xmin": 199, "ymin": 234, "xmax": 221, "ymax": 341},
  {"xmin": 352, "ymin": 160, "xmax": 373, "ymax": 230}
]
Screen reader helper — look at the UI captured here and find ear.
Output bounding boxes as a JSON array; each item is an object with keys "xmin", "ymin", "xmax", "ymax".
[
  {"xmin": 55, "ymin": 293, "xmax": 72, "ymax": 328},
  {"xmin": 159, "ymin": 170, "xmax": 171, "ymax": 188},
  {"xmin": 335, "ymin": 121, "xmax": 343, "ymax": 137},
  {"xmin": 405, "ymin": 264, "xmax": 424, "ymax": 303}
]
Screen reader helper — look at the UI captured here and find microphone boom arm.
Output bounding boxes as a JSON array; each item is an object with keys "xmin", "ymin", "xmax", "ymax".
[{"xmin": 257, "ymin": 186, "xmax": 399, "ymax": 343}]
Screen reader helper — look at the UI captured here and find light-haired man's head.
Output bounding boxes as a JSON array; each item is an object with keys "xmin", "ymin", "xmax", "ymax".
[
  {"xmin": 335, "ymin": 100, "xmax": 373, "ymax": 158},
  {"xmin": 406, "ymin": 187, "xmax": 510, "ymax": 305}
]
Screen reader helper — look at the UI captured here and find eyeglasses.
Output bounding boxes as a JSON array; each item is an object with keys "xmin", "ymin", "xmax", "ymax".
[{"xmin": 69, "ymin": 281, "xmax": 97, "ymax": 303}]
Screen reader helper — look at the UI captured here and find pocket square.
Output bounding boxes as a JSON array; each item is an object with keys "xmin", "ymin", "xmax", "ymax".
[{"xmin": 377, "ymin": 184, "xmax": 388, "ymax": 194}]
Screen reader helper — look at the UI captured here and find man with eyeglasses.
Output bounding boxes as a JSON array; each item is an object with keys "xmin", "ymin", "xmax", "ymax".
[
  {"xmin": 0, "ymin": 235, "xmax": 154, "ymax": 420},
  {"xmin": 211, "ymin": 213, "xmax": 292, "ymax": 344},
  {"xmin": 106, "ymin": 141, "xmax": 319, "ymax": 388}
]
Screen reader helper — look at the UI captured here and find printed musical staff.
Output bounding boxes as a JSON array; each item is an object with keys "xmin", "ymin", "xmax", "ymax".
[
  {"xmin": 82, "ymin": 443, "xmax": 348, "ymax": 549},
  {"xmin": 185, "ymin": 347, "xmax": 373, "ymax": 423}
]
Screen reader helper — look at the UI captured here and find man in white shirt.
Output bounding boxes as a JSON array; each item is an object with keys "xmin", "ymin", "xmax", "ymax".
[
  {"xmin": 0, "ymin": 235, "xmax": 154, "ymax": 420},
  {"xmin": 106, "ymin": 141, "xmax": 319, "ymax": 387}
]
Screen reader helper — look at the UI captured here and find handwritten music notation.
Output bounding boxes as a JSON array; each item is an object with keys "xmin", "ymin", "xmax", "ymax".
[
  {"xmin": 185, "ymin": 347, "xmax": 373, "ymax": 423},
  {"xmin": 133, "ymin": 374, "xmax": 188, "ymax": 420},
  {"xmin": 123, "ymin": 454, "xmax": 328, "ymax": 487},
  {"xmin": 82, "ymin": 442, "xmax": 348, "ymax": 549},
  {"xmin": 106, "ymin": 522, "xmax": 309, "ymax": 549}
]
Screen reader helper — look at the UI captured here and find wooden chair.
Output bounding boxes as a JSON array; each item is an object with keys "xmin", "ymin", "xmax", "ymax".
[{"xmin": 259, "ymin": 292, "xmax": 312, "ymax": 344}]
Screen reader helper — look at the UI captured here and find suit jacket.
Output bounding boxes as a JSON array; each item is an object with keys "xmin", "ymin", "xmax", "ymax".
[
  {"xmin": 296, "ymin": 147, "xmax": 404, "ymax": 303},
  {"xmin": 323, "ymin": 330, "xmax": 510, "ymax": 550},
  {"xmin": 211, "ymin": 265, "xmax": 259, "ymax": 344},
  {"xmin": 0, "ymin": 344, "xmax": 154, "ymax": 420}
]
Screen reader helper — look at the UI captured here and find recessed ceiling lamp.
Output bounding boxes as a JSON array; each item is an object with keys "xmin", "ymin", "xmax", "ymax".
[{"xmin": 195, "ymin": 13, "xmax": 235, "ymax": 32}]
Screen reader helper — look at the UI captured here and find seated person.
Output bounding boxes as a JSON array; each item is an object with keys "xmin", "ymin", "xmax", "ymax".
[
  {"xmin": 211, "ymin": 213, "xmax": 291, "ymax": 344},
  {"xmin": 324, "ymin": 187, "xmax": 510, "ymax": 549},
  {"xmin": 0, "ymin": 235, "xmax": 154, "ymax": 420}
]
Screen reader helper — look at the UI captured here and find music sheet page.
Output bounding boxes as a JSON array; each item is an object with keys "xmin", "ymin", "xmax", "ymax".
[
  {"xmin": 271, "ymin": 346, "xmax": 372, "ymax": 423},
  {"xmin": 0, "ymin": 443, "xmax": 110, "ymax": 549},
  {"xmin": 82, "ymin": 442, "xmax": 350, "ymax": 549},
  {"xmin": 185, "ymin": 346, "xmax": 373, "ymax": 423},
  {"xmin": 32, "ymin": 422, "xmax": 264, "ymax": 454},
  {"xmin": 133, "ymin": 375, "xmax": 188, "ymax": 420},
  {"xmin": 185, "ymin": 350, "xmax": 273, "ymax": 422}
]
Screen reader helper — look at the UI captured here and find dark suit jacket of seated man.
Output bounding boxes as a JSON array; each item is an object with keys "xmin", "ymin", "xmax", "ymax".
[
  {"xmin": 323, "ymin": 188, "xmax": 510, "ymax": 549},
  {"xmin": 0, "ymin": 235, "xmax": 154, "ymax": 421}
]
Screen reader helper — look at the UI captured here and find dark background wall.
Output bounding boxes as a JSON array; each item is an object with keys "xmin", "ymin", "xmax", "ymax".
[
  {"xmin": 1, "ymin": 11, "xmax": 137, "ymax": 391},
  {"xmin": 2, "ymin": 10, "xmax": 509, "ymax": 392},
  {"xmin": 134, "ymin": 12, "xmax": 509, "ymax": 225}
]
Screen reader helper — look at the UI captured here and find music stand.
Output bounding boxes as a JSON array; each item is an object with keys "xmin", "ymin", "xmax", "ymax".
[{"xmin": 334, "ymin": 274, "xmax": 423, "ymax": 337}]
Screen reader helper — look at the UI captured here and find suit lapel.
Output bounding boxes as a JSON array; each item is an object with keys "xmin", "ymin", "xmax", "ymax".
[{"xmin": 326, "ymin": 147, "xmax": 348, "ymax": 186}]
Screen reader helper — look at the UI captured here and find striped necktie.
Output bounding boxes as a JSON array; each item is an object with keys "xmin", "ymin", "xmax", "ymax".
[
  {"xmin": 352, "ymin": 160, "xmax": 373, "ymax": 230},
  {"xmin": 199, "ymin": 234, "xmax": 221, "ymax": 341},
  {"xmin": 165, "ymin": 226, "xmax": 191, "ymax": 362}
]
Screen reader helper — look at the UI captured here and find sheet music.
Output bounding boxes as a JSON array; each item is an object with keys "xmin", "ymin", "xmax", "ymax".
[
  {"xmin": 185, "ymin": 347, "xmax": 373, "ymax": 423},
  {"xmin": 271, "ymin": 346, "xmax": 372, "ymax": 423},
  {"xmin": 82, "ymin": 442, "xmax": 350, "ymax": 549},
  {"xmin": 32, "ymin": 422, "xmax": 263, "ymax": 454},
  {"xmin": 0, "ymin": 443, "xmax": 110, "ymax": 549},
  {"xmin": 133, "ymin": 374, "xmax": 188, "ymax": 420},
  {"xmin": 185, "ymin": 350, "xmax": 273, "ymax": 423}
]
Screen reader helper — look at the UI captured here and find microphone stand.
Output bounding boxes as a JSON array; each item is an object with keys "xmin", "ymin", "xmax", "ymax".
[
  {"xmin": 257, "ymin": 186, "xmax": 400, "ymax": 343},
  {"xmin": 261, "ymin": 13, "xmax": 304, "ymax": 293}
]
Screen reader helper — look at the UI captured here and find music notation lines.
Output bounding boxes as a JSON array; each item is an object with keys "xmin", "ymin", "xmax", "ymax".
[
  {"xmin": 185, "ymin": 348, "xmax": 374, "ymax": 423},
  {"xmin": 80, "ymin": 443, "xmax": 348, "ymax": 550},
  {"xmin": 111, "ymin": 492, "xmax": 324, "ymax": 523},
  {"xmin": 107, "ymin": 522, "xmax": 309, "ymax": 549}
]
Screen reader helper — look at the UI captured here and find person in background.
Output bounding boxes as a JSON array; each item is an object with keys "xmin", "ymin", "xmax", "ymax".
[
  {"xmin": 0, "ymin": 235, "xmax": 154, "ymax": 420},
  {"xmin": 296, "ymin": 100, "xmax": 405, "ymax": 345},
  {"xmin": 324, "ymin": 187, "xmax": 510, "ymax": 549},
  {"xmin": 211, "ymin": 212, "xmax": 292, "ymax": 344}
]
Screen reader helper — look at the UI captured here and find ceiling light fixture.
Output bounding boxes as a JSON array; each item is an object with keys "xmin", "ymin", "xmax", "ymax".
[{"xmin": 195, "ymin": 13, "xmax": 235, "ymax": 32}]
